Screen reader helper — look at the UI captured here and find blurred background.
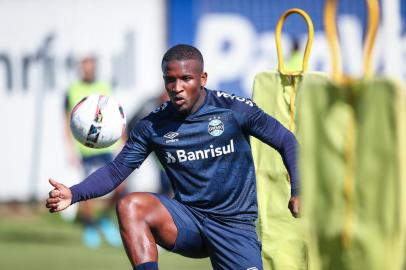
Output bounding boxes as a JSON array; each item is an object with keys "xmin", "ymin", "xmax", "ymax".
[{"xmin": 0, "ymin": 0, "xmax": 404, "ymax": 269}]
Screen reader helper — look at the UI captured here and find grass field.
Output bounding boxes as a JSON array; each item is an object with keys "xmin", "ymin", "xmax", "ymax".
[{"xmin": 0, "ymin": 203, "xmax": 212, "ymax": 270}]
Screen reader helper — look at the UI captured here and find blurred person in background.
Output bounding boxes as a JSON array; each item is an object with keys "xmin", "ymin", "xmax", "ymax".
[
  {"xmin": 285, "ymin": 38, "xmax": 303, "ymax": 72},
  {"xmin": 48, "ymin": 44, "xmax": 299, "ymax": 270},
  {"xmin": 64, "ymin": 56, "xmax": 124, "ymax": 248},
  {"xmin": 126, "ymin": 91, "xmax": 173, "ymax": 197}
]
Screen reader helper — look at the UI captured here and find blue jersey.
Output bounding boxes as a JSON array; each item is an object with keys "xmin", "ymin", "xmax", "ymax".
[{"xmin": 71, "ymin": 88, "xmax": 297, "ymax": 222}]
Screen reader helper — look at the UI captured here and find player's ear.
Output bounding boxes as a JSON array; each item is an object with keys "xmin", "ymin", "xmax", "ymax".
[{"xmin": 200, "ymin": 72, "xmax": 207, "ymax": 87}]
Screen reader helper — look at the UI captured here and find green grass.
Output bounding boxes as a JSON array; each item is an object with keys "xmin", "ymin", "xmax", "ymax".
[{"xmin": 0, "ymin": 204, "xmax": 212, "ymax": 270}]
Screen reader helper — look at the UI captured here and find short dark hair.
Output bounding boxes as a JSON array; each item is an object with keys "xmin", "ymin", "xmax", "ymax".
[{"xmin": 161, "ymin": 44, "xmax": 204, "ymax": 72}]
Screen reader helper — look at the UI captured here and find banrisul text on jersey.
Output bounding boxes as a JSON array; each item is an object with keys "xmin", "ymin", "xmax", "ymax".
[{"xmin": 166, "ymin": 139, "xmax": 234, "ymax": 164}]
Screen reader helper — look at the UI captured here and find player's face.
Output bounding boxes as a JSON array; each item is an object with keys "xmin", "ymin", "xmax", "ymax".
[
  {"xmin": 81, "ymin": 58, "xmax": 96, "ymax": 82},
  {"xmin": 163, "ymin": 59, "xmax": 207, "ymax": 114}
]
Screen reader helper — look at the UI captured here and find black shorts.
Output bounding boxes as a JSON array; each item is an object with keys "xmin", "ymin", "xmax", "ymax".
[{"xmin": 153, "ymin": 194, "xmax": 263, "ymax": 270}]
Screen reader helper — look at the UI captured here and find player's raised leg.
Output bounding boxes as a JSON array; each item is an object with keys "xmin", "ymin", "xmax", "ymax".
[{"xmin": 116, "ymin": 192, "xmax": 177, "ymax": 269}]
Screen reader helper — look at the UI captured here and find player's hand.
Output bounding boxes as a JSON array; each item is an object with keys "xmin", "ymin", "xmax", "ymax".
[
  {"xmin": 288, "ymin": 195, "xmax": 300, "ymax": 218},
  {"xmin": 46, "ymin": 178, "xmax": 72, "ymax": 213}
]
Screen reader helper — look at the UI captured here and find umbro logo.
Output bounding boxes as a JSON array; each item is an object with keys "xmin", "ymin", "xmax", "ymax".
[
  {"xmin": 164, "ymin": 131, "xmax": 179, "ymax": 143},
  {"xmin": 164, "ymin": 132, "xmax": 179, "ymax": 139}
]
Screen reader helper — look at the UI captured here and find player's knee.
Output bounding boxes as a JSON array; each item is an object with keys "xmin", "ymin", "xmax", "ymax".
[{"xmin": 116, "ymin": 193, "xmax": 148, "ymax": 221}]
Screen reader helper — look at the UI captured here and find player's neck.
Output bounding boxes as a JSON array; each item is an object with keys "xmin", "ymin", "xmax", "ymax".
[
  {"xmin": 190, "ymin": 87, "xmax": 207, "ymax": 114},
  {"xmin": 82, "ymin": 78, "xmax": 95, "ymax": 84}
]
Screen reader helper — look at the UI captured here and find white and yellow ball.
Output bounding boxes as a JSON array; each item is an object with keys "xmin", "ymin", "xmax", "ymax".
[{"xmin": 70, "ymin": 94, "xmax": 126, "ymax": 148}]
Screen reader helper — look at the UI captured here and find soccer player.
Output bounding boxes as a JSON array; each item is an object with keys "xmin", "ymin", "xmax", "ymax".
[{"xmin": 46, "ymin": 44, "xmax": 299, "ymax": 270}]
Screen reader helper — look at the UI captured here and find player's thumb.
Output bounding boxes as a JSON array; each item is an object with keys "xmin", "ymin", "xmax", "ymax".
[{"xmin": 49, "ymin": 178, "xmax": 63, "ymax": 189}]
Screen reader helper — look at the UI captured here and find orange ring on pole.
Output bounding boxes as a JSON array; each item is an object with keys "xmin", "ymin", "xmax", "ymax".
[
  {"xmin": 324, "ymin": 0, "xmax": 380, "ymax": 82},
  {"xmin": 275, "ymin": 8, "xmax": 314, "ymax": 75}
]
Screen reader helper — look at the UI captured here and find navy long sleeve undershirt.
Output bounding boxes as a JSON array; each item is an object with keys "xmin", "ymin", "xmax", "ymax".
[
  {"xmin": 272, "ymin": 128, "xmax": 298, "ymax": 196},
  {"xmin": 70, "ymin": 160, "xmax": 133, "ymax": 204}
]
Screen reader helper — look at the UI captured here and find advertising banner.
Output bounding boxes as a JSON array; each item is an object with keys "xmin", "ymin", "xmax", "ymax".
[{"xmin": 168, "ymin": 0, "xmax": 405, "ymax": 97}]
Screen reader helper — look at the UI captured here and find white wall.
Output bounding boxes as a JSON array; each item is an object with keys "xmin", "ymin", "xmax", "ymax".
[{"xmin": 0, "ymin": 0, "xmax": 166, "ymax": 201}]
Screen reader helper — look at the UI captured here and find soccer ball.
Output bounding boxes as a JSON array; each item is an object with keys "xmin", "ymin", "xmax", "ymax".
[{"xmin": 70, "ymin": 94, "xmax": 126, "ymax": 148}]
